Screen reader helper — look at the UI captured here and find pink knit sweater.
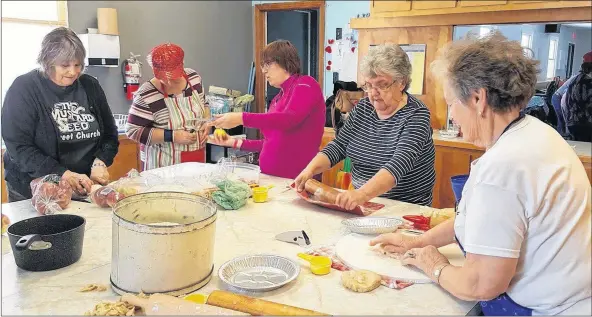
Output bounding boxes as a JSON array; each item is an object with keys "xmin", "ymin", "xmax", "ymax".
[{"xmin": 241, "ymin": 74, "xmax": 325, "ymax": 179}]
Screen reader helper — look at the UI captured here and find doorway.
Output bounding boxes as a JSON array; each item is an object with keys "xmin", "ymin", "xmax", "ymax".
[
  {"xmin": 265, "ymin": 9, "xmax": 319, "ymax": 110},
  {"xmin": 254, "ymin": 1, "xmax": 325, "ymax": 114}
]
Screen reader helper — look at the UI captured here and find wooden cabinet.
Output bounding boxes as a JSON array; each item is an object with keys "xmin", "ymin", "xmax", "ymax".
[
  {"xmin": 432, "ymin": 145, "xmax": 483, "ymax": 208},
  {"xmin": 107, "ymin": 135, "xmax": 141, "ymax": 181},
  {"xmin": 431, "ymin": 139, "xmax": 592, "ymax": 209},
  {"xmin": 368, "ymin": 0, "xmax": 589, "ymax": 18},
  {"xmin": 458, "ymin": 0, "xmax": 507, "ymax": 7},
  {"xmin": 412, "ymin": 1, "xmax": 457, "ymax": 10},
  {"xmin": 320, "ymin": 128, "xmax": 343, "ymax": 187},
  {"xmin": 372, "ymin": 0, "xmax": 411, "ymax": 14},
  {"xmin": 511, "ymin": 0, "xmax": 558, "ymax": 3}
]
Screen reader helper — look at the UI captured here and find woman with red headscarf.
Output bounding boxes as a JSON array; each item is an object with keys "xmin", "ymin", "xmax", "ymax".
[{"xmin": 126, "ymin": 43, "xmax": 210, "ymax": 170}]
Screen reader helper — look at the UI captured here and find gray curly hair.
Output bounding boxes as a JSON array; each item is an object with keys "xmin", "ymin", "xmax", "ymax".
[
  {"xmin": 431, "ymin": 30, "xmax": 540, "ymax": 112},
  {"xmin": 37, "ymin": 27, "xmax": 86, "ymax": 77},
  {"xmin": 360, "ymin": 44, "xmax": 412, "ymax": 91}
]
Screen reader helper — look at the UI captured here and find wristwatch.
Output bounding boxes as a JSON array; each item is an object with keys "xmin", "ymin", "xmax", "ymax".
[{"xmin": 433, "ymin": 263, "xmax": 450, "ymax": 284}]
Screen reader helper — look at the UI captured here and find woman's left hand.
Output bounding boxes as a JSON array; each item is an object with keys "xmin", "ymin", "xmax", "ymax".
[
  {"xmin": 90, "ymin": 160, "xmax": 110, "ymax": 185},
  {"xmin": 335, "ymin": 190, "xmax": 369, "ymax": 210},
  {"xmin": 212, "ymin": 113, "xmax": 243, "ymax": 129},
  {"xmin": 401, "ymin": 246, "xmax": 450, "ymax": 282}
]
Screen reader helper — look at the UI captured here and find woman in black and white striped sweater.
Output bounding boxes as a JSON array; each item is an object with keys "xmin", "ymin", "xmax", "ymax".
[{"xmin": 295, "ymin": 44, "xmax": 436, "ymax": 208}]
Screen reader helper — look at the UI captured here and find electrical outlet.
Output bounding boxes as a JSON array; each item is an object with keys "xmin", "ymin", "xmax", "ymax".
[
  {"xmin": 336, "ymin": 28, "xmax": 342, "ymax": 40},
  {"xmin": 333, "ymin": 72, "xmax": 339, "ymax": 83}
]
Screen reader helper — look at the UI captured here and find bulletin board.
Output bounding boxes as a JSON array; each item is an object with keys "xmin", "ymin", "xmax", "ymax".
[{"xmin": 369, "ymin": 44, "xmax": 426, "ymax": 95}]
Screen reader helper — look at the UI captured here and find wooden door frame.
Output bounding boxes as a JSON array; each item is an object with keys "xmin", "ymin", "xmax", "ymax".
[{"xmin": 254, "ymin": 1, "xmax": 325, "ymax": 115}]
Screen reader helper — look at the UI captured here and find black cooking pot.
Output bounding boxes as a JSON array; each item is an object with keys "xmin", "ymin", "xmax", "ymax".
[{"xmin": 7, "ymin": 214, "xmax": 85, "ymax": 272}]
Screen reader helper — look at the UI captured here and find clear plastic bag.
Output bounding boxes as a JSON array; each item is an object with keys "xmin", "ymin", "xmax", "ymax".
[
  {"xmin": 89, "ymin": 185, "xmax": 122, "ymax": 208},
  {"xmin": 209, "ymin": 158, "xmax": 252, "ymax": 210},
  {"xmin": 206, "ymin": 94, "xmax": 233, "ymax": 117},
  {"xmin": 30, "ymin": 174, "xmax": 73, "ymax": 215},
  {"xmin": 108, "ymin": 169, "xmax": 161, "ymax": 198}
]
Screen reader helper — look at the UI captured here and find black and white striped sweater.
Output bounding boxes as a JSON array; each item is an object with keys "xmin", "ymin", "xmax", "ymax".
[{"xmin": 321, "ymin": 95, "xmax": 436, "ymax": 206}]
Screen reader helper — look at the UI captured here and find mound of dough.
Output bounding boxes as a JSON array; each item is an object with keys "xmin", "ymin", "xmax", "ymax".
[
  {"xmin": 84, "ymin": 301, "xmax": 136, "ymax": 316},
  {"xmin": 79, "ymin": 284, "xmax": 107, "ymax": 292},
  {"xmin": 341, "ymin": 270, "xmax": 382, "ymax": 293}
]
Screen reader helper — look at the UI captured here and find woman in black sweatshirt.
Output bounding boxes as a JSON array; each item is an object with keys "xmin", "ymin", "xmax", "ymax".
[{"xmin": 1, "ymin": 27, "xmax": 119, "ymax": 202}]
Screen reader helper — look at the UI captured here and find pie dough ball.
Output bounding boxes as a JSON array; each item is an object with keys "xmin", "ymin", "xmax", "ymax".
[{"xmin": 341, "ymin": 270, "xmax": 382, "ymax": 293}]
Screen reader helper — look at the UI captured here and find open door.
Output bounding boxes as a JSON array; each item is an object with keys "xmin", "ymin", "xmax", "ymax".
[{"xmin": 254, "ymin": 1, "xmax": 325, "ymax": 115}]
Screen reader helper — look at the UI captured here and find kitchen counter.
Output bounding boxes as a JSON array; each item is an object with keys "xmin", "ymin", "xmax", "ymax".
[
  {"xmin": 432, "ymin": 130, "xmax": 592, "ymax": 162},
  {"xmin": 1, "ymin": 168, "xmax": 475, "ymax": 315}
]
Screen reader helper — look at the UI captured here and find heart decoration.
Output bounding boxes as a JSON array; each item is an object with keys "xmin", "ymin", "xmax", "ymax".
[
  {"xmin": 325, "ymin": 46, "xmax": 332, "ymax": 53},
  {"xmin": 328, "ymin": 39, "xmax": 335, "ymax": 44},
  {"xmin": 351, "ymin": 47, "xmax": 356, "ymax": 53},
  {"xmin": 326, "ymin": 65, "xmax": 331, "ymax": 71},
  {"xmin": 328, "ymin": 61, "xmax": 332, "ymax": 65}
]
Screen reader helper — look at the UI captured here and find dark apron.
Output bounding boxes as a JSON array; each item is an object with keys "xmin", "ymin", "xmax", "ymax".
[{"xmin": 456, "ymin": 113, "xmax": 532, "ymax": 316}]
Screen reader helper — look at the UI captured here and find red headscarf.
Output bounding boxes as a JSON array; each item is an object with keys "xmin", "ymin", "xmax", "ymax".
[{"xmin": 147, "ymin": 43, "xmax": 186, "ymax": 80}]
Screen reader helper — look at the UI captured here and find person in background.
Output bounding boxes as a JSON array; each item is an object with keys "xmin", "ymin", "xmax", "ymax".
[
  {"xmin": 561, "ymin": 52, "xmax": 592, "ymax": 142},
  {"xmin": 371, "ymin": 32, "xmax": 591, "ymax": 316},
  {"xmin": 126, "ymin": 43, "xmax": 210, "ymax": 170},
  {"xmin": 294, "ymin": 44, "xmax": 436, "ymax": 209},
  {"xmin": 210, "ymin": 40, "xmax": 325, "ymax": 179},
  {"xmin": 1, "ymin": 27, "xmax": 119, "ymax": 201},
  {"xmin": 551, "ymin": 51, "xmax": 592, "ymax": 136}
]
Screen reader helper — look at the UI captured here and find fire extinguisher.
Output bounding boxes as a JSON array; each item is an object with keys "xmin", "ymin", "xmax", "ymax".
[{"xmin": 121, "ymin": 52, "xmax": 142, "ymax": 100}]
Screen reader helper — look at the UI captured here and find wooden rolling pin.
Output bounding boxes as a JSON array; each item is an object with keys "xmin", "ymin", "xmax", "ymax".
[
  {"xmin": 304, "ymin": 179, "xmax": 340, "ymax": 204},
  {"xmin": 206, "ymin": 290, "xmax": 330, "ymax": 316}
]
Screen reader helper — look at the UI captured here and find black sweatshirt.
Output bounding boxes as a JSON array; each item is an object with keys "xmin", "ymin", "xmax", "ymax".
[{"xmin": 1, "ymin": 69, "xmax": 119, "ymax": 198}]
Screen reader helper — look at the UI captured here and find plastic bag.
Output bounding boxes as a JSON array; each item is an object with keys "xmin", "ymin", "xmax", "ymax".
[
  {"xmin": 212, "ymin": 180, "xmax": 251, "ymax": 210},
  {"xmin": 109, "ymin": 169, "xmax": 160, "ymax": 197},
  {"xmin": 206, "ymin": 94, "xmax": 233, "ymax": 117},
  {"xmin": 30, "ymin": 174, "xmax": 73, "ymax": 215},
  {"xmin": 89, "ymin": 185, "xmax": 122, "ymax": 208}
]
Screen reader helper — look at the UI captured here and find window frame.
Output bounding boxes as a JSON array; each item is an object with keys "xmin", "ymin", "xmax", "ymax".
[
  {"xmin": 521, "ymin": 33, "xmax": 533, "ymax": 50},
  {"xmin": 546, "ymin": 38, "xmax": 559, "ymax": 79},
  {"xmin": 1, "ymin": 1, "xmax": 68, "ymax": 26}
]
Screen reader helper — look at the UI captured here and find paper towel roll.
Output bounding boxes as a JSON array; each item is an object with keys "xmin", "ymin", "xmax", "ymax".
[{"xmin": 98, "ymin": 8, "xmax": 118, "ymax": 35}]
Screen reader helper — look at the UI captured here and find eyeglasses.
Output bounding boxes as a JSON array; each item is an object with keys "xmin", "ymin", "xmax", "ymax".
[
  {"xmin": 261, "ymin": 61, "xmax": 274, "ymax": 71},
  {"xmin": 360, "ymin": 81, "xmax": 396, "ymax": 93}
]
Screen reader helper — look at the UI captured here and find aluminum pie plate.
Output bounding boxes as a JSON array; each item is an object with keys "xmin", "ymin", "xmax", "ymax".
[
  {"xmin": 218, "ymin": 254, "xmax": 300, "ymax": 292},
  {"xmin": 341, "ymin": 216, "xmax": 404, "ymax": 235}
]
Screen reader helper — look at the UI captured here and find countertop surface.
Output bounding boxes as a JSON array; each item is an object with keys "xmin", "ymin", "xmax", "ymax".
[
  {"xmin": 1, "ymin": 165, "xmax": 475, "ymax": 315},
  {"xmin": 432, "ymin": 130, "xmax": 592, "ymax": 160}
]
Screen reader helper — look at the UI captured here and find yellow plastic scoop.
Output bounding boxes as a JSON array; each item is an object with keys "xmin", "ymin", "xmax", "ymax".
[
  {"xmin": 252, "ymin": 185, "xmax": 275, "ymax": 203},
  {"xmin": 297, "ymin": 253, "xmax": 332, "ymax": 276}
]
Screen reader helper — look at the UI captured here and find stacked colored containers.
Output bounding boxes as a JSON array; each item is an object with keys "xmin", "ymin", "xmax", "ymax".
[{"xmin": 336, "ymin": 158, "xmax": 352, "ymax": 190}]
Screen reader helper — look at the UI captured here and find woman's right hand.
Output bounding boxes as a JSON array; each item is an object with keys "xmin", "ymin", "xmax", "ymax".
[
  {"xmin": 62, "ymin": 170, "xmax": 92, "ymax": 195},
  {"xmin": 173, "ymin": 130, "xmax": 197, "ymax": 145},
  {"xmin": 369, "ymin": 232, "xmax": 422, "ymax": 254},
  {"xmin": 208, "ymin": 134, "xmax": 239, "ymax": 148},
  {"xmin": 294, "ymin": 169, "xmax": 314, "ymax": 192}
]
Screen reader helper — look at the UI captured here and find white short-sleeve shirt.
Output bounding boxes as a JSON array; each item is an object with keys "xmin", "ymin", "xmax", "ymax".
[{"xmin": 454, "ymin": 115, "xmax": 591, "ymax": 315}]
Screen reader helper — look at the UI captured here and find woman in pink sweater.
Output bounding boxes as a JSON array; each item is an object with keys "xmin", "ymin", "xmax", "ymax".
[{"xmin": 211, "ymin": 40, "xmax": 325, "ymax": 179}]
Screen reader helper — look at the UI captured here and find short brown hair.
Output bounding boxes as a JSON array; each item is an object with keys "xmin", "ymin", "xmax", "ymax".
[{"xmin": 262, "ymin": 40, "xmax": 301, "ymax": 74}]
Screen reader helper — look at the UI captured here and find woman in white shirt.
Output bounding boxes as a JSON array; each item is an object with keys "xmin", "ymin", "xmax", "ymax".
[{"xmin": 370, "ymin": 31, "xmax": 591, "ymax": 315}]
